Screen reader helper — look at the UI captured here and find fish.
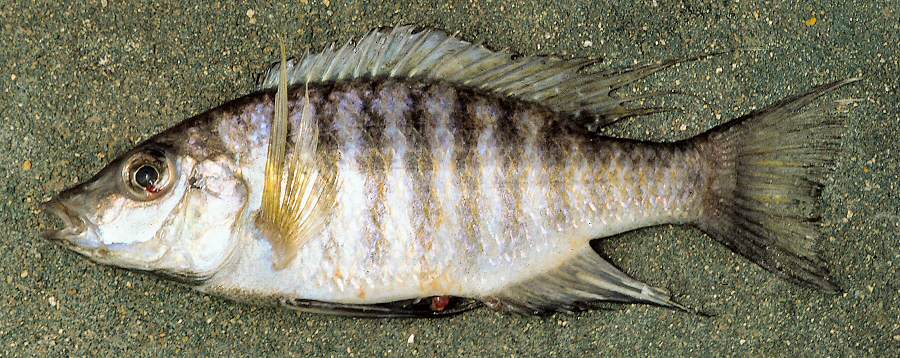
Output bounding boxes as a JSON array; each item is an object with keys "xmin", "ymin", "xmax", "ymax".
[{"xmin": 42, "ymin": 26, "xmax": 858, "ymax": 317}]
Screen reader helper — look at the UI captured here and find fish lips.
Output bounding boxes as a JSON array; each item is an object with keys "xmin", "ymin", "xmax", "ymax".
[
  {"xmin": 41, "ymin": 198, "xmax": 89, "ymax": 243},
  {"xmin": 41, "ymin": 198, "xmax": 118, "ymax": 263}
]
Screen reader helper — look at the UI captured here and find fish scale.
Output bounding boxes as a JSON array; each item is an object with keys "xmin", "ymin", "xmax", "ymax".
[{"xmin": 245, "ymin": 79, "xmax": 711, "ymax": 298}]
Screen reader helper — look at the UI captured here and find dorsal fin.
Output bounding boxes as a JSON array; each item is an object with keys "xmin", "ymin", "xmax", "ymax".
[
  {"xmin": 255, "ymin": 39, "xmax": 338, "ymax": 270},
  {"xmin": 257, "ymin": 26, "xmax": 685, "ymax": 130}
]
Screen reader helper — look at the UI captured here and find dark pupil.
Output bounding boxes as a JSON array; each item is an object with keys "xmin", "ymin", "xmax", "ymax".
[{"xmin": 134, "ymin": 165, "xmax": 159, "ymax": 189}]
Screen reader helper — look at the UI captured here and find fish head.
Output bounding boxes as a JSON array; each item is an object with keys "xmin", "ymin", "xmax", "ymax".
[{"xmin": 43, "ymin": 136, "xmax": 247, "ymax": 283}]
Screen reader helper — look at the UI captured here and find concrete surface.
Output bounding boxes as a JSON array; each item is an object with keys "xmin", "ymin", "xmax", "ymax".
[{"xmin": 1, "ymin": 0, "xmax": 897, "ymax": 355}]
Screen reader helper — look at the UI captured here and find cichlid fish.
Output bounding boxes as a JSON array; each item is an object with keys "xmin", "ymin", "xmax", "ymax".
[{"xmin": 43, "ymin": 27, "xmax": 857, "ymax": 317}]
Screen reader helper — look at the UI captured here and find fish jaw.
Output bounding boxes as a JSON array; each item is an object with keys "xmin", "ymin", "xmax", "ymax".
[
  {"xmin": 42, "ymin": 198, "xmax": 87, "ymax": 241},
  {"xmin": 41, "ymin": 197, "xmax": 100, "ymax": 257}
]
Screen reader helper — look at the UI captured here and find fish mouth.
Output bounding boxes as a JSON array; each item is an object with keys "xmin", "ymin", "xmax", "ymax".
[{"xmin": 41, "ymin": 198, "xmax": 88, "ymax": 241}]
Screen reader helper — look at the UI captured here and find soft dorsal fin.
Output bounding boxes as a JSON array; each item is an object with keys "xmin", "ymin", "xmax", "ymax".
[
  {"xmin": 255, "ymin": 40, "xmax": 338, "ymax": 270},
  {"xmin": 257, "ymin": 26, "xmax": 684, "ymax": 130}
]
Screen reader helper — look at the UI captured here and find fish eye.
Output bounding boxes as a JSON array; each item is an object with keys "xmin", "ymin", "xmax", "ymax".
[
  {"xmin": 133, "ymin": 165, "xmax": 160, "ymax": 189},
  {"xmin": 122, "ymin": 147, "xmax": 173, "ymax": 200}
]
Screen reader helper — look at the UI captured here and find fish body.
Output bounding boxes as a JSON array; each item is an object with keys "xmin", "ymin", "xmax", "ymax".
[
  {"xmin": 202, "ymin": 79, "xmax": 706, "ymax": 305},
  {"xmin": 44, "ymin": 27, "xmax": 854, "ymax": 316}
]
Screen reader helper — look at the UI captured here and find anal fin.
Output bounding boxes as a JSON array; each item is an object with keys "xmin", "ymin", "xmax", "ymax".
[{"xmin": 484, "ymin": 248, "xmax": 687, "ymax": 315}]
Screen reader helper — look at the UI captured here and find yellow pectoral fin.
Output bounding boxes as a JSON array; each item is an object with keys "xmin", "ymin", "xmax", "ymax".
[
  {"xmin": 257, "ymin": 166, "xmax": 337, "ymax": 269},
  {"xmin": 256, "ymin": 38, "xmax": 337, "ymax": 270}
]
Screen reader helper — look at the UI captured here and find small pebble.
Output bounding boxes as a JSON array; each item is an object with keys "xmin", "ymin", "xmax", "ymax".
[{"xmin": 805, "ymin": 16, "xmax": 817, "ymax": 26}]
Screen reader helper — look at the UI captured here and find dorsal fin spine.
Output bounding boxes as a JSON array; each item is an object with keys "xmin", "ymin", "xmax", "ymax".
[
  {"xmin": 306, "ymin": 43, "xmax": 332, "ymax": 84},
  {"xmin": 409, "ymin": 34, "xmax": 456, "ymax": 77},
  {"xmin": 432, "ymin": 43, "xmax": 473, "ymax": 79},
  {"xmin": 322, "ymin": 41, "xmax": 350, "ymax": 81},
  {"xmin": 368, "ymin": 31, "xmax": 392, "ymax": 77},
  {"xmin": 374, "ymin": 27, "xmax": 411, "ymax": 76},
  {"xmin": 390, "ymin": 31, "xmax": 431, "ymax": 77},
  {"xmin": 456, "ymin": 54, "xmax": 507, "ymax": 86},
  {"xmin": 345, "ymin": 36, "xmax": 371, "ymax": 79},
  {"xmin": 352, "ymin": 33, "xmax": 377, "ymax": 78},
  {"xmin": 335, "ymin": 44, "xmax": 355, "ymax": 79}
]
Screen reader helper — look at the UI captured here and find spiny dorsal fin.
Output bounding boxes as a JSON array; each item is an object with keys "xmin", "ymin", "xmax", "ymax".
[
  {"xmin": 484, "ymin": 248, "xmax": 688, "ymax": 315},
  {"xmin": 257, "ymin": 26, "xmax": 686, "ymax": 130},
  {"xmin": 256, "ymin": 39, "xmax": 338, "ymax": 270}
]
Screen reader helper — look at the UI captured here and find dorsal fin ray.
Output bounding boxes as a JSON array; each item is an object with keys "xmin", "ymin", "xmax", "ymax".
[{"xmin": 257, "ymin": 26, "xmax": 697, "ymax": 130}]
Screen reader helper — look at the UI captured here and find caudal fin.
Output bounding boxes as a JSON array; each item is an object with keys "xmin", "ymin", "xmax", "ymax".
[{"xmin": 695, "ymin": 78, "xmax": 859, "ymax": 293}]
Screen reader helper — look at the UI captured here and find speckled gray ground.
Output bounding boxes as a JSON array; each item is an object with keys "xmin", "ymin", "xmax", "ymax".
[{"xmin": 1, "ymin": 0, "xmax": 897, "ymax": 356}]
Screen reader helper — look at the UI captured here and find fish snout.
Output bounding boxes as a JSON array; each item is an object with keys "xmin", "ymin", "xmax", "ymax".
[{"xmin": 41, "ymin": 198, "xmax": 88, "ymax": 240}]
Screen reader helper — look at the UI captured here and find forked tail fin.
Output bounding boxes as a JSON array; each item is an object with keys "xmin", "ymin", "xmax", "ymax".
[{"xmin": 694, "ymin": 78, "xmax": 860, "ymax": 292}]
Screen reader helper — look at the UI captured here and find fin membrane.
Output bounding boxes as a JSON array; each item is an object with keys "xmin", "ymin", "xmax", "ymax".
[
  {"xmin": 484, "ymin": 248, "xmax": 686, "ymax": 315},
  {"xmin": 257, "ymin": 26, "xmax": 688, "ymax": 130},
  {"xmin": 695, "ymin": 78, "xmax": 860, "ymax": 292},
  {"xmin": 256, "ymin": 40, "xmax": 338, "ymax": 269}
]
